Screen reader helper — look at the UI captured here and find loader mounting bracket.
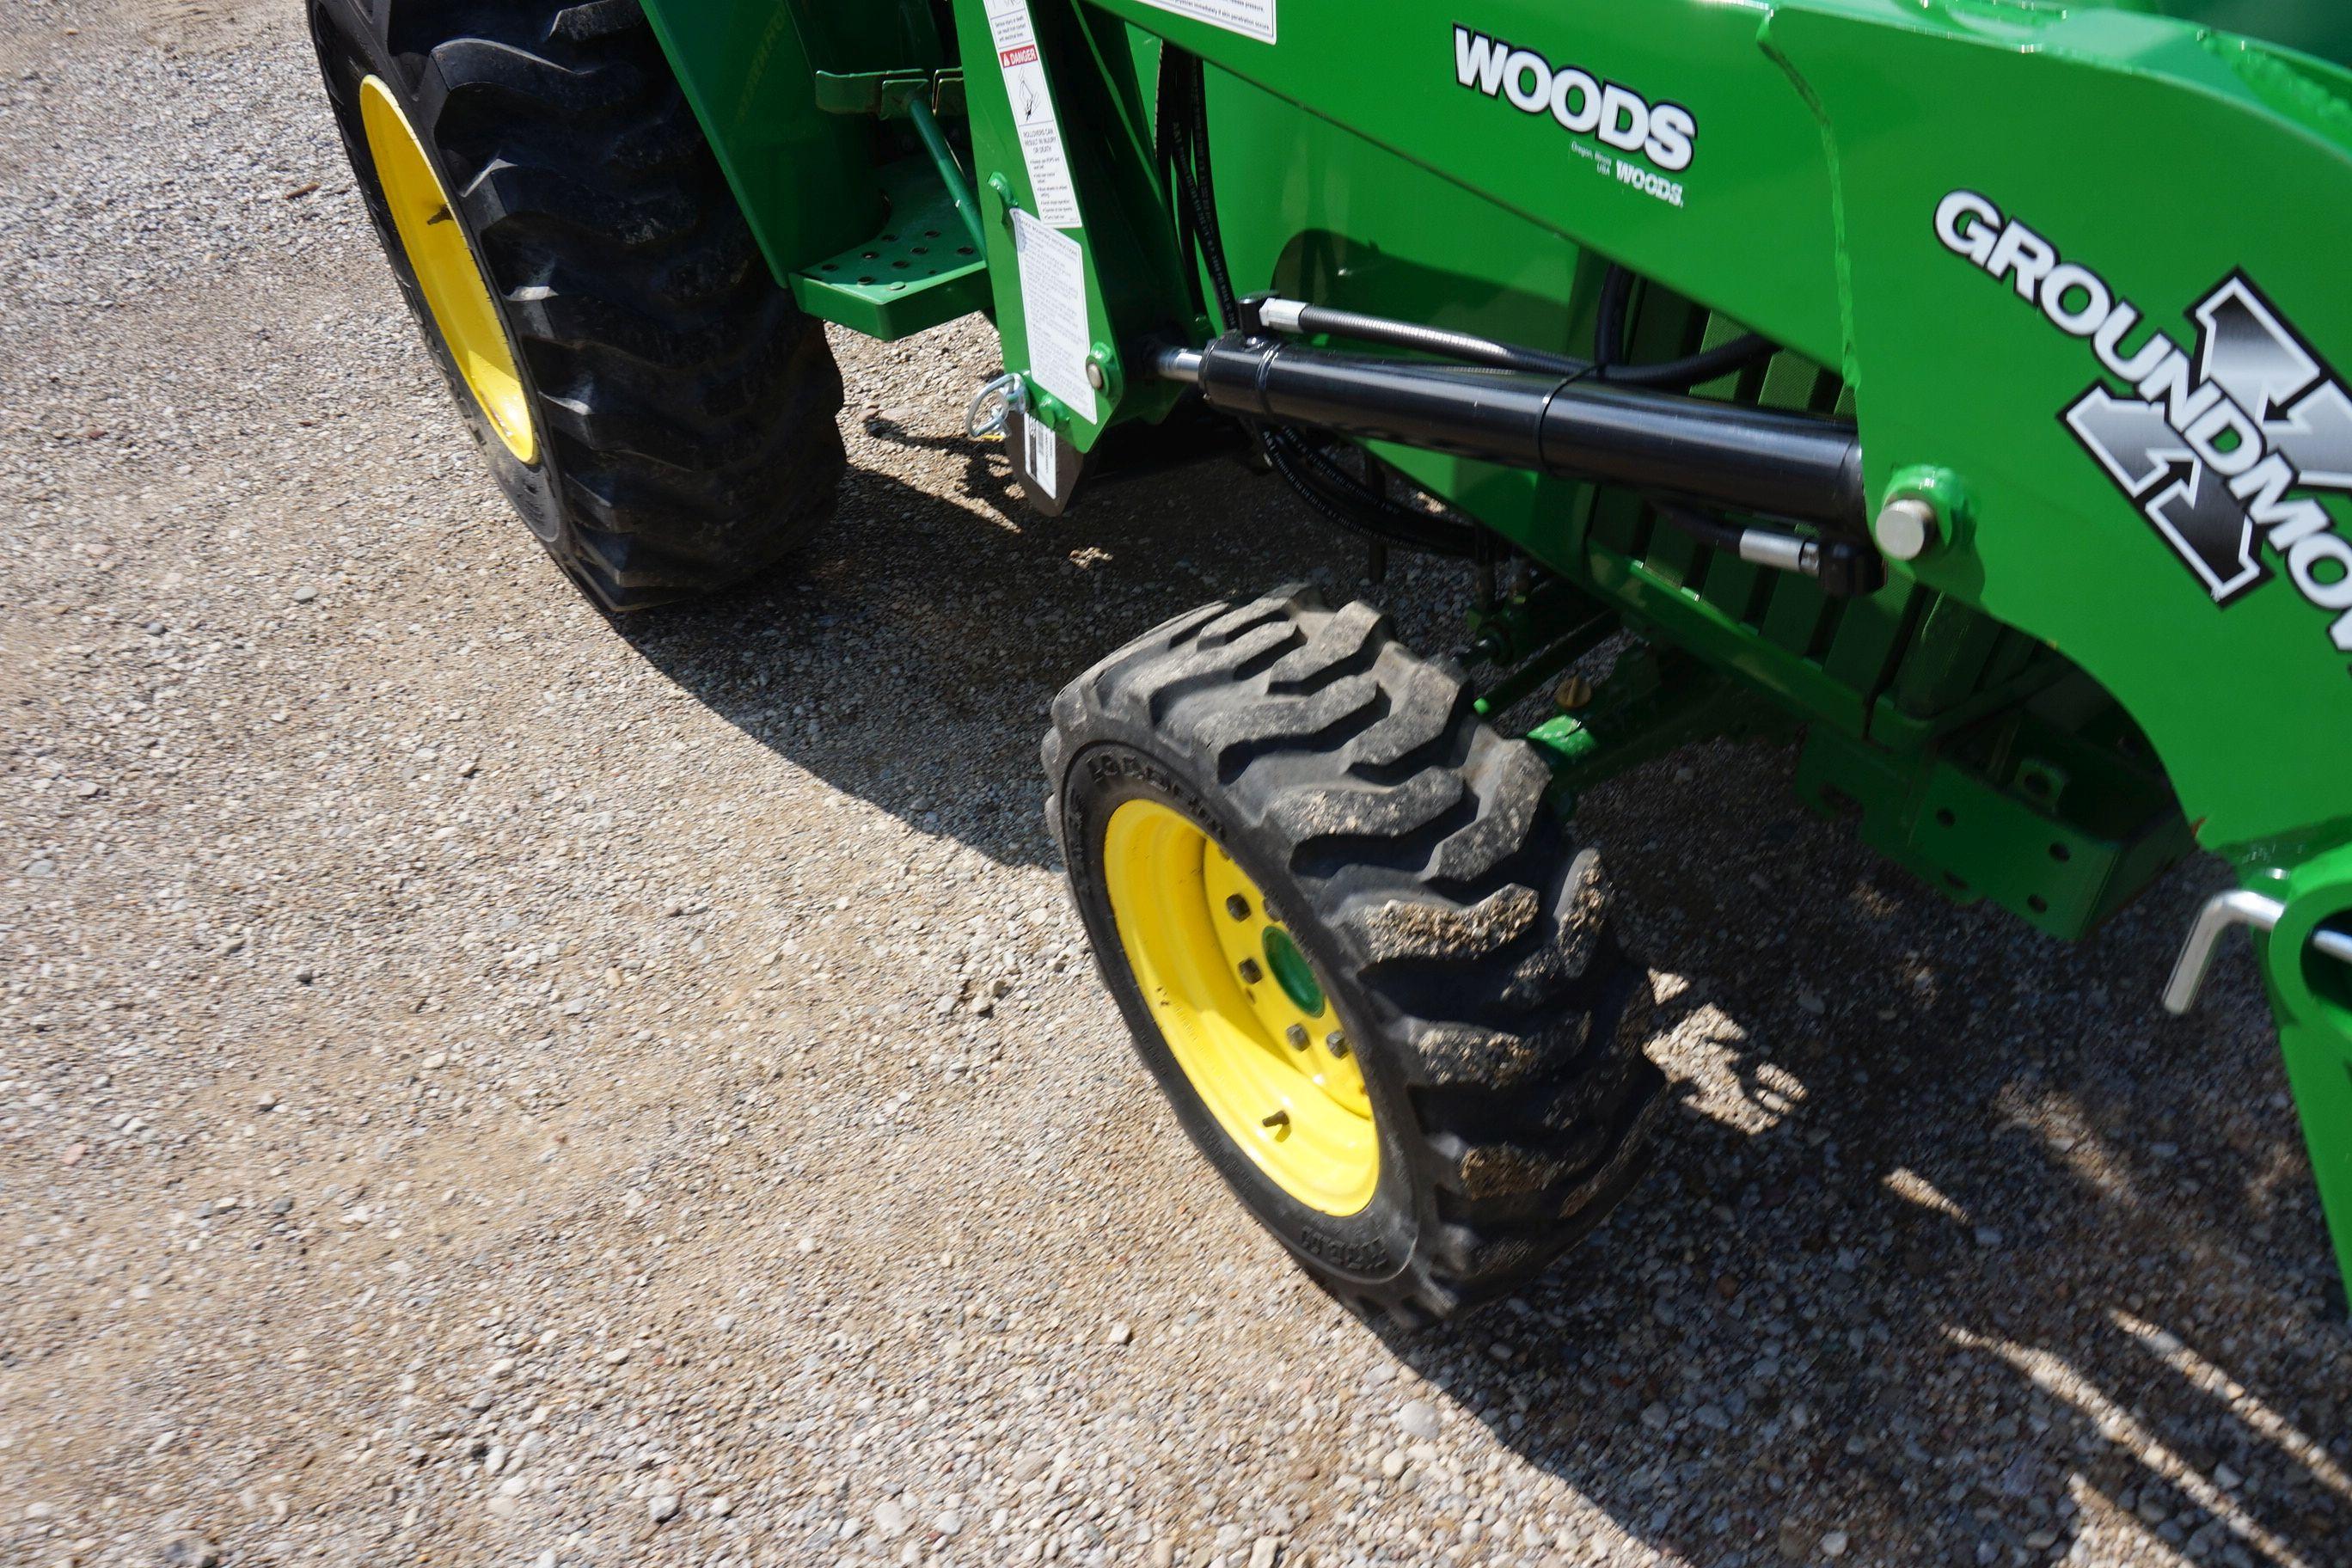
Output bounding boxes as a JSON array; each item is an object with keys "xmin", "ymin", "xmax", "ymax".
[
  {"xmin": 814, "ymin": 70, "xmax": 967, "ymax": 121},
  {"xmin": 1796, "ymin": 702, "xmax": 2194, "ymax": 942}
]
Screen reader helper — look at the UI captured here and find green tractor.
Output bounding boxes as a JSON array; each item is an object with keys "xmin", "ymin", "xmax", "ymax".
[{"xmin": 309, "ymin": 0, "xmax": 2352, "ymax": 1323}]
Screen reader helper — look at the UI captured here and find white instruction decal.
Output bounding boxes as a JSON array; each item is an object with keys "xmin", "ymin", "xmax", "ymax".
[
  {"xmin": 1024, "ymin": 412, "xmax": 1059, "ymax": 498},
  {"xmin": 1012, "ymin": 209, "xmax": 1097, "ymax": 425},
  {"xmin": 984, "ymin": 0, "xmax": 1082, "ymax": 228},
  {"xmin": 1130, "ymin": 0, "xmax": 1276, "ymax": 45}
]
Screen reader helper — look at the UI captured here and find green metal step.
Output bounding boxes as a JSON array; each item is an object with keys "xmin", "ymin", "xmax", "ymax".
[{"xmin": 791, "ymin": 156, "xmax": 989, "ymax": 341}]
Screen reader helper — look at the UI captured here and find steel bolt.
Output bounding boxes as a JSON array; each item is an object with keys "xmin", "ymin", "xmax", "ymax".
[
  {"xmin": 1085, "ymin": 360, "xmax": 1107, "ymax": 390},
  {"xmin": 1225, "ymin": 894, "xmax": 1250, "ymax": 922},
  {"xmin": 1874, "ymin": 495, "xmax": 1941, "ymax": 562},
  {"xmin": 1285, "ymin": 1023, "xmax": 1310, "ymax": 1050},
  {"xmin": 1554, "ymin": 675, "xmax": 1594, "ymax": 712},
  {"xmin": 1237, "ymin": 958, "xmax": 1264, "ymax": 986},
  {"xmin": 1325, "ymin": 1031, "xmax": 1351, "ymax": 1059}
]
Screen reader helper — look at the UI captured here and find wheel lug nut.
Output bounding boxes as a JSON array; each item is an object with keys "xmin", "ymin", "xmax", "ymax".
[
  {"xmin": 1224, "ymin": 894, "xmax": 1250, "ymax": 921},
  {"xmin": 1325, "ymin": 1031, "xmax": 1350, "ymax": 1058},
  {"xmin": 1285, "ymin": 1023, "xmax": 1309, "ymax": 1050},
  {"xmin": 1237, "ymin": 958, "xmax": 1264, "ymax": 985}
]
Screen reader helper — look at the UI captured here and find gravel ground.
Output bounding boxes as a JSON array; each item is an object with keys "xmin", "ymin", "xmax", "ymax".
[{"xmin": 3, "ymin": 5, "xmax": 2348, "ymax": 1567}]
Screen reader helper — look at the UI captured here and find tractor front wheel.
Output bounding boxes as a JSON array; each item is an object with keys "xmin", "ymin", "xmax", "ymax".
[
  {"xmin": 309, "ymin": 0, "xmax": 846, "ymax": 610},
  {"xmin": 1046, "ymin": 587, "xmax": 1665, "ymax": 1323}
]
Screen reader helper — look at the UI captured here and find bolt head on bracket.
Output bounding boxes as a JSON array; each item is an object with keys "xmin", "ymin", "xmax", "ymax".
[
  {"xmin": 1874, "ymin": 496, "xmax": 1940, "ymax": 561},
  {"xmin": 1875, "ymin": 465, "xmax": 1972, "ymax": 564}
]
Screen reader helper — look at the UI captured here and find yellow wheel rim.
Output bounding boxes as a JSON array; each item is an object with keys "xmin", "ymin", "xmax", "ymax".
[
  {"xmin": 1104, "ymin": 799, "xmax": 1379, "ymax": 1216},
  {"xmin": 358, "ymin": 75, "xmax": 537, "ymax": 464}
]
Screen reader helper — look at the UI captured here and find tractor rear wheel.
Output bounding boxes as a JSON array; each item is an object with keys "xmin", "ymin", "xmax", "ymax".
[
  {"xmin": 1045, "ymin": 587, "xmax": 1665, "ymax": 1323},
  {"xmin": 309, "ymin": 0, "xmax": 845, "ymax": 610}
]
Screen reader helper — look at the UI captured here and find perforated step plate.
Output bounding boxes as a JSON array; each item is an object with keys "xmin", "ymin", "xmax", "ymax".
[{"xmin": 791, "ymin": 155, "xmax": 989, "ymax": 340}]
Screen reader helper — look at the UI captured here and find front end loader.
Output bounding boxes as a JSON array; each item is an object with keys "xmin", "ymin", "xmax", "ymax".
[{"xmin": 309, "ymin": 0, "xmax": 2352, "ymax": 1323}]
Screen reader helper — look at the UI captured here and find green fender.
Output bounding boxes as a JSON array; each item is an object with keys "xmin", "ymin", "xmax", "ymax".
[{"xmin": 637, "ymin": 0, "xmax": 950, "ymax": 279}]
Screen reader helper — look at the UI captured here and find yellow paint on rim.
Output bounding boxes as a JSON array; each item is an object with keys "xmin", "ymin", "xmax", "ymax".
[
  {"xmin": 1104, "ymin": 799, "xmax": 1378, "ymax": 1216},
  {"xmin": 358, "ymin": 75, "xmax": 536, "ymax": 464}
]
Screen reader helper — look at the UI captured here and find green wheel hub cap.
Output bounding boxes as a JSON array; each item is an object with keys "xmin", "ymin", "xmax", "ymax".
[{"xmin": 1261, "ymin": 927, "xmax": 1326, "ymax": 1018}]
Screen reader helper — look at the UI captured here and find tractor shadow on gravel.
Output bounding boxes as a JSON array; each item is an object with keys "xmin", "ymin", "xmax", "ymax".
[
  {"xmin": 604, "ymin": 449, "xmax": 1472, "ymax": 873},
  {"xmin": 1367, "ymin": 744, "xmax": 2349, "ymax": 1568}
]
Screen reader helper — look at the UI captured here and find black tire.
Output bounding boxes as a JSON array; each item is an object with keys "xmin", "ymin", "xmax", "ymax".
[
  {"xmin": 309, "ymin": 0, "xmax": 846, "ymax": 610},
  {"xmin": 1046, "ymin": 586, "xmax": 1666, "ymax": 1323}
]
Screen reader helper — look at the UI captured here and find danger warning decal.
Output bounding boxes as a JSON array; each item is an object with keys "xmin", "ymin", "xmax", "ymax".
[
  {"xmin": 1938, "ymin": 191, "xmax": 2352, "ymax": 658},
  {"xmin": 984, "ymin": 0, "xmax": 1080, "ymax": 228}
]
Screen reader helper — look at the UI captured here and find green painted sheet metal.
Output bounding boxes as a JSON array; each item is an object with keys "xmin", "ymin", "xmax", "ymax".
[
  {"xmin": 2104, "ymin": 2, "xmax": 2352, "ymax": 70},
  {"xmin": 1084, "ymin": 0, "xmax": 1848, "ymax": 364},
  {"xmin": 1798, "ymin": 697, "xmax": 2194, "ymax": 940},
  {"xmin": 789, "ymin": 156, "xmax": 990, "ymax": 340},
  {"xmin": 639, "ymin": 3, "xmax": 881, "ymax": 278},
  {"xmin": 640, "ymin": 1, "xmax": 957, "ymax": 280}
]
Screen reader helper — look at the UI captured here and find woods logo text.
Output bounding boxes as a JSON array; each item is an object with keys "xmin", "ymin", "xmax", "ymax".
[{"xmin": 1455, "ymin": 27, "xmax": 1695, "ymax": 206}]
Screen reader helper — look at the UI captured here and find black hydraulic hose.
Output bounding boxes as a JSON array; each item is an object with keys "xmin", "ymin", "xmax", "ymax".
[
  {"xmin": 1277, "ymin": 302, "xmax": 1585, "ymax": 378},
  {"xmin": 1155, "ymin": 61, "xmax": 1201, "ymax": 320},
  {"xmin": 1593, "ymin": 265, "xmax": 1633, "ymax": 370},
  {"xmin": 1651, "ymin": 499, "xmax": 1885, "ymax": 598},
  {"xmin": 1282, "ymin": 438, "xmax": 1483, "ymax": 558},
  {"xmin": 1589, "ymin": 262, "xmax": 1780, "ymax": 391},
  {"xmin": 1165, "ymin": 49, "xmax": 1480, "ymax": 559},
  {"xmin": 1179, "ymin": 56, "xmax": 1238, "ymax": 328},
  {"xmin": 1604, "ymin": 330, "xmax": 1780, "ymax": 390},
  {"xmin": 1260, "ymin": 438, "xmax": 1426, "ymax": 553},
  {"xmin": 1269, "ymin": 276, "xmax": 1781, "ymax": 395}
]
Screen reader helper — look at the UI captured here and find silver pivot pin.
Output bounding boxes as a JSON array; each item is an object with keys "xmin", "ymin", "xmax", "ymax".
[
  {"xmin": 2163, "ymin": 891, "xmax": 2284, "ymax": 1015},
  {"xmin": 2164, "ymin": 889, "xmax": 2352, "ymax": 1014}
]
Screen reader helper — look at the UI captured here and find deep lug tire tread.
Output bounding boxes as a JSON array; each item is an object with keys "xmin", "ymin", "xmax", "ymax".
[
  {"xmin": 310, "ymin": 0, "xmax": 843, "ymax": 609},
  {"xmin": 1048, "ymin": 587, "xmax": 1665, "ymax": 1323}
]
